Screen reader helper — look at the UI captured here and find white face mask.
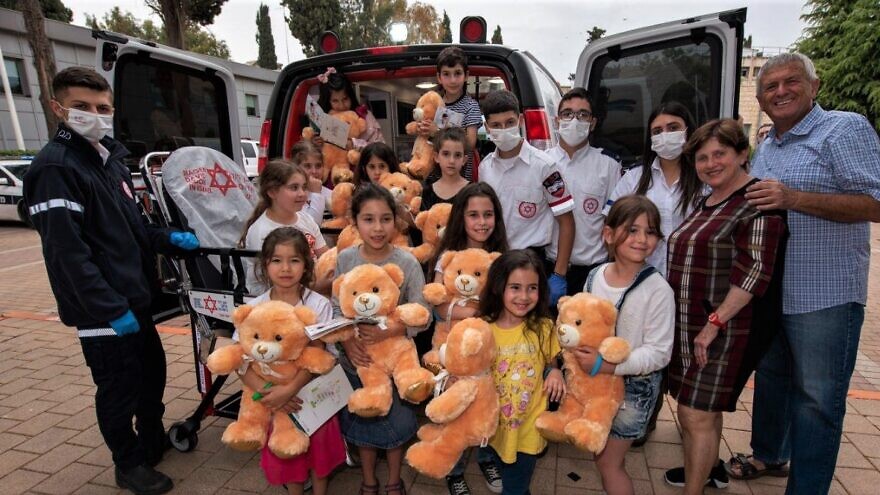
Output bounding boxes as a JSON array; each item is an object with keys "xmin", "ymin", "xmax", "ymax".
[
  {"xmin": 650, "ymin": 130, "xmax": 687, "ymax": 160},
  {"xmin": 64, "ymin": 107, "xmax": 114, "ymax": 143},
  {"xmin": 558, "ymin": 119, "xmax": 591, "ymax": 146},
  {"xmin": 488, "ymin": 125, "xmax": 522, "ymax": 152}
]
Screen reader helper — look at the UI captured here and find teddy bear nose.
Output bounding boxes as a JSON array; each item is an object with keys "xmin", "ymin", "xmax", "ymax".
[
  {"xmin": 256, "ymin": 344, "xmax": 268, "ymax": 355},
  {"xmin": 359, "ymin": 295, "xmax": 369, "ymax": 304}
]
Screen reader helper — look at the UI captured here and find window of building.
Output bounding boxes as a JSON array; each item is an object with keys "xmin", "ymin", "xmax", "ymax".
[
  {"xmin": 2, "ymin": 58, "xmax": 27, "ymax": 96},
  {"xmin": 741, "ymin": 66, "xmax": 749, "ymax": 78},
  {"xmin": 245, "ymin": 94, "xmax": 259, "ymax": 117}
]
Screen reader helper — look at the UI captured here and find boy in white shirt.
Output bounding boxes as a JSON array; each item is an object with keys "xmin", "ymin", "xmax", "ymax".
[
  {"xmin": 546, "ymin": 88, "xmax": 621, "ymax": 294},
  {"xmin": 478, "ymin": 89, "xmax": 575, "ymax": 305}
]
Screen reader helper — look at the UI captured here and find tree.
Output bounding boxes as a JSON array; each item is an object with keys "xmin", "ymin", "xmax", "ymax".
[
  {"xmin": 144, "ymin": 0, "xmax": 228, "ymax": 50},
  {"xmin": 744, "ymin": 34, "xmax": 753, "ymax": 49},
  {"xmin": 587, "ymin": 25, "xmax": 606, "ymax": 43},
  {"xmin": 282, "ymin": 0, "xmax": 344, "ymax": 56},
  {"xmin": 87, "ymin": 7, "xmax": 230, "ymax": 59},
  {"xmin": 255, "ymin": 3, "xmax": 278, "ymax": 69},
  {"xmin": 440, "ymin": 9, "xmax": 451, "ymax": 43},
  {"xmin": 337, "ymin": 0, "xmax": 405, "ymax": 50},
  {"xmin": 491, "ymin": 25, "xmax": 502, "ymax": 44},
  {"xmin": 403, "ymin": 2, "xmax": 441, "ymax": 44},
  {"xmin": 0, "ymin": 0, "xmax": 71, "ymax": 22},
  {"xmin": 797, "ymin": 0, "xmax": 880, "ymax": 131},
  {"xmin": 17, "ymin": 0, "xmax": 59, "ymax": 134}
]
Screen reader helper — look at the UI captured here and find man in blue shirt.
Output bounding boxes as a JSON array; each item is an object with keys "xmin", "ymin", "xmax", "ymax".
[{"xmin": 725, "ymin": 53, "xmax": 880, "ymax": 494}]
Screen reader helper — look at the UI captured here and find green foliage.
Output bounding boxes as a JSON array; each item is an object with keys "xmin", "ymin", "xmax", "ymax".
[
  {"xmin": 402, "ymin": 2, "xmax": 441, "ymax": 44},
  {"xmin": 491, "ymin": 25, "xmax": 502, "ymax": 45},
  {"xmin": 0, "ymin": 0, "xmax": 72, "ymax": 22},
  {"xmin": 337, "ymin": 0, "xmax": 405, "ymax": 49},
  {"xmin": 282, "ymin": 0, "xmax": 345, "ymax": 56},
  {"xmin": 0, "ymin": 149, "xmax": 41, "ymax": 157},
  {"xmin": 255, "ymin": 3, "xmax": 278, "ymax": 69},
  {"xmin": 796, "ymin": 0, "xmax": 880, "ymax": 131},
  {"xmin": 587, "ymin": 26, "xmax": 606, "ymax": 43},
  {"xmin": 440, "ymin": 10, "xmax": 451, "ymax": 43},
  {"xmin": 86, "ymin": 7, "xmax": 229, "ymax": 59}
]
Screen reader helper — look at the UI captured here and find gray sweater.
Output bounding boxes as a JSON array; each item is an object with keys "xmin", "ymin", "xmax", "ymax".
[{"xmin": 332, "ymin": 246, "xmax": 431, "ymax": 336}]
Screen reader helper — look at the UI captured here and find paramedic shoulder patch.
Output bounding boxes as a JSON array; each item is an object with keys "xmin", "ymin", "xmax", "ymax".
[{"xmin": 542, "ymin": 171, "xmax": 566, "ymax": 198}]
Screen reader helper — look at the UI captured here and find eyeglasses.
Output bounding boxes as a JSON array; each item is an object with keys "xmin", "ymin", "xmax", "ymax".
[{"xmin": 558, "ymin": 109, "xmax": 593, "ymax": 122}]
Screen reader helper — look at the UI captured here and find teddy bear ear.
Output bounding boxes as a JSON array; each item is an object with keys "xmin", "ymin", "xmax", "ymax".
[
  {"xmin": 233, "ymin": 304, "xmax": 255, "ymax": 326},
  {"xmin": 439, "ymin": 250, "xmax": 457, "ymax": 271},
  {"xmin": 293, "ymin": 306, "xmax": 317, "ymax": 327},
  {"xmin": 410, "ymin": 180, "xmax": 423, "ymax": 196},
  {"xmin": 461, "ymin": 326, "xmax": 485, "ymax": 356},
  {"xmin": 488, "ymin": 251, "xmax": 502, "ymax": 263},
  {"xmin": 598, "ymin": 299, "xmax": 617, "ymax": 327},
  {"xmin": 383, "ymin": 263, "xmax": 405, "ymax": 287},
  {"xmin": 557, "ymin": 295, "xmax": 571, "ymax": 310},
  {"xmin": 414, "ymin": 210, "xmax": 428, "ymax": 230},
  {"xmin": 332, "ymin": 273, "xmax": 346, "ymax": 298}
]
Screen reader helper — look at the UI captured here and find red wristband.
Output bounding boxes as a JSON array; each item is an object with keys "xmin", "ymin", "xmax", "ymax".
[{"xmin": 708, "ymin": 312, "xmax": 727, "ymax": 331}]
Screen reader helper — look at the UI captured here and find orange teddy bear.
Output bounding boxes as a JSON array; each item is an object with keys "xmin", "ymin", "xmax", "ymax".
[
  {"xmin": 535, "ymin": 293, "xmax": 631, "ymax": 454},
  {"xmin": 400, "ymin": 91, "xmax": 444, "ymax": 180},
  {"xmin": 422, "ymin": 248, "xmax": 500, "ymax": 371},
  {"xmin": 408, "ymin": 202, "xmax": 452, "ymax": 263},
  {"xmin": 301, "ymin": 109, "xmax": 365, "ymax": 183},
  {"xmin": 328, "ymin": 263, "xmax": 435, "ymax": 417},
  {"xmin": 378, "ymin": 171, "xmax": 422, "ymax": 213},
  {"xmin": 205, "ymin": 301, "xmax": 336, "ymax": 458},
  {"xmin": 321, "ymin": 181, "xmax": 355, "ymax": 230},
  {"xmin": 405, "ymin": 318, "xmax": 499, "ymax": 478}
]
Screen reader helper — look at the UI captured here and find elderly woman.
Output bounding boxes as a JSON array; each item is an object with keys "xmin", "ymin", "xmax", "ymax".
[{"xmin": 665, "ymin": 119, "xmax": 787, "ymax": 494}]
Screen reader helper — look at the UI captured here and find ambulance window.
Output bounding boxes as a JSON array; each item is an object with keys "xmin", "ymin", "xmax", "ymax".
[
  {"xmin": 588, "ymin": 36, "xmax": 721, "ymax": 168},
  {"xmin": 112, "ymin": 56, "xmax": 233, "ymax": 172}
]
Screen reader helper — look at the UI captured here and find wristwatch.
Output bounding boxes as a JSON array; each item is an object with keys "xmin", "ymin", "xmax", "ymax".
[{"xmin": 707, "ymin": 312, "xmax": 727, "ymax": 331}]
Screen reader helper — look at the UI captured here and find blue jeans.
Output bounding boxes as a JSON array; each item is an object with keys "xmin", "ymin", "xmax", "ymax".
[
  {"xmin": 751, "ymin": 302, "xmax": 863, "ymax": 495},
  {"xmin": 449, "ymin": 446, "xmax": 495, "ymax": 477},
  {"xmin": 492, "ymin": 450, "xmax": 537, "ymax": 495}
]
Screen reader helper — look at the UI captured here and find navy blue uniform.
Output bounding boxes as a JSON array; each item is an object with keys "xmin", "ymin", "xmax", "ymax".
[{"xmin": 24, "ymin": 124, "xmax": 179, "ymax": 470}]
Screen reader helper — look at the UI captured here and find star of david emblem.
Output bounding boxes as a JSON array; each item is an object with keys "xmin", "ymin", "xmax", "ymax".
[
  {"xmin": 206, "ymin": 162, "xmax": 237, "ymax": 196},
  {"xmin": 202, "ymin": 295, "xmax": 218, "ymax": 314}
]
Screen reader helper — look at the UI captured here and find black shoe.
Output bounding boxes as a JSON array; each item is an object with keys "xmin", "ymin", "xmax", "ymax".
[
  {"xmin": 446, "ymin": 474, "xmax": 471, "ymax": 495},
  {"xmin": 664, "ymin": 460, "xmax": 729, "ymax": 488},
  {"xmin": 115, "ymin": 464, "xmax": 174, "ymax": 495},
  {"xmin": 478, "ymin": 461, "xmax": 503, "ymax": 494}
]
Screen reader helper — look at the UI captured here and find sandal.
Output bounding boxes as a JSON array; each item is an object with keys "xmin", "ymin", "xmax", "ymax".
[
  {"xmin": 358, "ymin": 482, "xmax": 379, "ymax": 495},
  {"xmin": 384, "ymin": 481, "xmax": 407, "ymax": 495},
  {"xmin": 725, "ymin": 453, "xmax": 789, "ymax": 480}
]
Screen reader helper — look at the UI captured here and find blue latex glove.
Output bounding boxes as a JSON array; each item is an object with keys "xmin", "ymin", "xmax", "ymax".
[
  {"xmin": 109, "ymin": 310, "xmax": 140, "ymax": 336},
  {"xmin": 170, "ymin": 231, "xmax": 199, "ymax": 250},
  {"xmin": 548, "ymin": 273, "xmax": 568, "ymax": 308}
]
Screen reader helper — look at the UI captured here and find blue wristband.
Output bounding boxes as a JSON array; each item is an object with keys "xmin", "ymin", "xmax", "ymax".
[{"xmin": 589, "ymin": 354, "xmax": 604, "ymax": 377}]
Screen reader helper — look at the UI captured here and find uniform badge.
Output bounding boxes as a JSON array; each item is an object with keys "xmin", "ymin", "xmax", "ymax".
[
  {"xmin": 518, "ymin": 202, "xmax": 537, "ymax": 218},
  {"xmin": 542, "ymin": 171, "xmax": 566, "ymax": 198},
  {"xmin": 583, "ymin": 197, "xmax": 599, "ymax": 214}
]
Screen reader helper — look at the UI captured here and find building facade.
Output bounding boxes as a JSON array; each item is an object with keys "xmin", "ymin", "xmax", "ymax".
[{"xmin": 0, "ymin": 7, "xmax": 278, "ymax": 150}]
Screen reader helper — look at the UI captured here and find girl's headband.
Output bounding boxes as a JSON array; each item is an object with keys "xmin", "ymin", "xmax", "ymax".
[{"xmin": 317, "ymin": 67, "xmax": 337, "ymax": 84}]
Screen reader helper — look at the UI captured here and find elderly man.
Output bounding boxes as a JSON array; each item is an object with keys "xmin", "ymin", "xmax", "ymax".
[{"xmin": 724, "ymin": 53, "xmax": 880, "ymax": 494}]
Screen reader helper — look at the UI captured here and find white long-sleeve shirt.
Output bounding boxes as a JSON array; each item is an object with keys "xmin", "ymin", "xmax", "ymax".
[{"xmin": 586, "ymin": 264, "xmax": 674, "ymax": 376}]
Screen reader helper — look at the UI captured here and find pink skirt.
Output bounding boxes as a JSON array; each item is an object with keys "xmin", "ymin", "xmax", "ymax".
[{"xmin": 260, "ymin": 415, "xmax": 346, "ymax": 485}]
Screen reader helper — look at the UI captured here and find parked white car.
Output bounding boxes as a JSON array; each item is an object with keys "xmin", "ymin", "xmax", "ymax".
[
  {"xmin": 240, "ymin": 139, "xmax": 259, "ymax": 178},
  {"xmin": 0, "ymin": 158, "xmax": 32, "ymax": 226}
]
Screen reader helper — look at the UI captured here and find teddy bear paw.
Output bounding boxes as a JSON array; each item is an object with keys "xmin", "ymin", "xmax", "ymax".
[
  {"xmin": 267, "ymin": 429, "xmax": 310, "ymax": 459},
  {"xmin": 348, "ymin": 387, "xmax": 393, "ymax": 417},
  {"xmin": 535, "ymin": 412, "xmax": 570, "ymax": 443},
  {"xmin": 565, "ymin": 419, "xmax": 610, "ymax": 454},
  {"xmin": 403, "ymin": 380, "xmax": 434, "ymax": 404},
  {"xmin": 221, "ymin": 421, "xmax": 265, "ymax": 452}
]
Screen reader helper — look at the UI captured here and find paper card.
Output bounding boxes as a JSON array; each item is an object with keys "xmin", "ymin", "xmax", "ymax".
[
  {"xmin": 305, "ymin": 95, "xmax": 351, "ymax": 149},
  {"xmin": 288, "ymin": 364, "xmax": 353, "ymax": 436},
  {"xmin": 305, "ymin": 316, "xmax": 386, "ymax": 340},
  {"xmin": 434, "ymin": 107, "xmax": 464, "ymax": 129}
]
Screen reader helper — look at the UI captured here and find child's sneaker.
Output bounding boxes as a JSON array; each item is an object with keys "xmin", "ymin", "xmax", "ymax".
[
  {"xmin": 478, "ymin": 461, "xmax": 503, "ymax": 493},
  {"xmin": 446, "ymin": 474, "xmax": 471, "ymax": 495},
  {"xmin": 664, "ymin": 460, "xmax": 729, "ymax": 488}
]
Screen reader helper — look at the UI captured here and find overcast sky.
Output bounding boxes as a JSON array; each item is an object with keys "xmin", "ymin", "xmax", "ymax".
[{"xmin": 72, "ymin": 0, "xmax": 807, "ymax": 82}]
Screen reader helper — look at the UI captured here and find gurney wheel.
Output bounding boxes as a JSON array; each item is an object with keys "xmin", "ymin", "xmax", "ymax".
[{"xmin": 168, "ymin": 420, "xmax": 199, "ymax": 452}]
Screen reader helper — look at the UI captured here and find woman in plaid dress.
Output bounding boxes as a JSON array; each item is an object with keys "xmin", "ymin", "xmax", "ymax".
[{"xmin": 665, "ymin": 119, "xmax": 786, "ymax": 495}]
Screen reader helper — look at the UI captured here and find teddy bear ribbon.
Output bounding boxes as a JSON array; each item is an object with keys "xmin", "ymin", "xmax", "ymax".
[
  {"xmin": 238, "ymin": 353, "xmax": 289, "ymax": 379},
  {"xmin": 445, "ymin": 296, "xmax": 480, "ymax": 325}
]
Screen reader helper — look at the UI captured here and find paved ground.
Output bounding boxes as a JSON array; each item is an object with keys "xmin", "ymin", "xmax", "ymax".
[{"xmin": 1, "ymin": 220, "xmax": 880, "ymax": 494}]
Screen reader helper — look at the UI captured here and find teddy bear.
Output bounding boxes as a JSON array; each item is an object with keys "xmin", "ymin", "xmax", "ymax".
[
  {"xmin": 205, "ymin": 301, "xmax": 336, "ymax": 458},
  {"xmin": 407, "ymin": 202, "xmax": 452, "ymax": 263},
  {"xmin": 378, "ymin": 171, "xmax": 423, "ymax": 213},
  {"xmin": 321, "ymin": 181, "xmax": 355, "ymax": 230},
  {"xmin": 301, "ymin": 109, "xmax": 366, "ymax": 183},
  {"xmin": 422, "ymin": 248, "xmax": 501, "ymax": 372},
  {"xmin": 535, "ymin": 293, "xmax": 631, "ymax": 454},
  {"xmin": 405, "ymin": 317, "xmax": 499, "ymax": 478},
  {"xmin": 400, "ymin": 91, "xmax": 444, "ymax": 180},
  {"xmin": 314, "ymin": 224, "xmax": 363, "ymax": 292},
  {"xmin": 327, "ymin": 263, "xmax": 436, "ymax": 417}
]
